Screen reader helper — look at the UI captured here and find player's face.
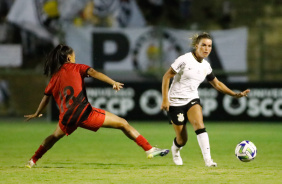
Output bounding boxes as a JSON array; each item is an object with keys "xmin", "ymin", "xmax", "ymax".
[
  {"xmin": 195, "ymin": 38, "xmax": 212, "ymax": 59},
  {"xmin": 68, "ymin": 52, "xmax": 76, "ymax": 63}
]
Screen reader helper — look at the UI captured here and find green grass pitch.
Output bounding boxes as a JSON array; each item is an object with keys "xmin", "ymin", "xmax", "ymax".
[{"xmin": 0, "ymin": 120, "xmax": 282, "ymax": 184}]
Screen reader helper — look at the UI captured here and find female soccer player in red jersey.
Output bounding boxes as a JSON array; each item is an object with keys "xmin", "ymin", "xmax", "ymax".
[{"xmin": 25, "ymin": 44, "xmax": 169, "ymax": 168}]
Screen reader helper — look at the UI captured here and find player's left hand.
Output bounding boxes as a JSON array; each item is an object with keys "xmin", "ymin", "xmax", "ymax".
[
  {"xmin": 234, "ymin": 89, "xmax": 250, "ymax": 98},
  {"xmin": 24, "ymin": 113, "xmax": 43, "ymax": 122},
  {"xmin": 113, "ymin": 82, "xmax": 124, "ymax": 92}
]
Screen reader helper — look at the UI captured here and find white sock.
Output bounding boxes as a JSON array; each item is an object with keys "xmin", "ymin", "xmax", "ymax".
[
  {"xmin": 197, "ymin": 132, "xmax": 211, "ymax": 161},
  {"xmin": 172, "ymin": 140, "xmax": 182, "ymax": 150}
]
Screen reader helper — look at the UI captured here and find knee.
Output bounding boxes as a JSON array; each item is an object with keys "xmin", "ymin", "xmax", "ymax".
[
  {"xmin": 52, "ymin": 133, "xmax": 64, "ymax": 140},
  {"xmin": 117, "ymin": 118, "xmax": 130, "ymax": 130},
  {"xmin": 190, "ymin": 119, "xmax": 204, "ymax": 130}
]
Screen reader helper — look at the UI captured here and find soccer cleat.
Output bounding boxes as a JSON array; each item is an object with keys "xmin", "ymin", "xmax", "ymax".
[
  {"xmin": 25, "ymin": 159, "xmax": 36, "ymax": 168},
  {"xmin": 205, "ymin": 159, "xmax": 217, "ymax": 167},
  {"xmin": 171, "ymin": 141, "xmax": 183, "ymax": 165},
  {"xmin": 146, "ymin": 147, "xmax": 169, "ymax": 159}
]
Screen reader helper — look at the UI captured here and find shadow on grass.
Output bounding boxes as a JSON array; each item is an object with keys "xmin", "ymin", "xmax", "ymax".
[{"xmin": 13, "ymin": 161, "xmax": 174, "ymax": 169}]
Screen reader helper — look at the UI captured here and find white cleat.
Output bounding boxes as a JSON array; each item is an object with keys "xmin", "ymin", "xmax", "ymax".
[
  {"xmin": 26, "ymin": 159, "xmax": 35, "ymax": 168},
  {"xmin": 171, "ymin": 141, "xmax": 183, "ymax": 165},
  {"xmin": 146, "ymin": 147, "xmax": 169, "ymax": 159},
  {"xmin": 205, "ymin": 159, "xmax": 217, "ymax": 167}
]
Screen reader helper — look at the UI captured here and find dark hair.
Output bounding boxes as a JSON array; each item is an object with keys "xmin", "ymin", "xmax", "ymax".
[
  {"xmin": 44, "ymin": 44, "xmax": 74, "ymax": 77},
  {"xmin": 190, "ymin": 32, "xmax": 212, "ymax": 50}
]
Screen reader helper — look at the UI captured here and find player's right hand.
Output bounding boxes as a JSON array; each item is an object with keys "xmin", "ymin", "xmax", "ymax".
[
  {"xmin": 161, "ymin": 101, "xmax": 170, "ymax": 111},
  {"xmin": 24, "ymin": 113, "xmax": 43, "ymax": 121}
]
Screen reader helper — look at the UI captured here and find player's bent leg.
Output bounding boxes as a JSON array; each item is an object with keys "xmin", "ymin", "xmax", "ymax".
[
  {"xmin": 171, "ymin": 123, "xmax": 187, "ymax": 165},
  {"xmin": 102, "ymin": 111, "xmax": 169, "ymax": 158},
  {"xmin": 102, "ymin": 111, "xmax": 140, "ymax": 140},
  {"xmin": 42, "ymin": 123, "xmax": 65, "ymax": 149},
  {"xmin": 172, "ymin": 123, "xmax": 188, "ymax": 146},
  {"xmin": 26, "ymin": 124, "xmax": 65, "ymax": 168},
  {"xmin": 188, "ymin": 105, "xmax": 217, "ymax": 167}
]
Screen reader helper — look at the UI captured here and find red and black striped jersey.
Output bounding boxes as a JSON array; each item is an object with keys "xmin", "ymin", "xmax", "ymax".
[{"xmin": 45, "ymin": 63, "xmax": 92, "ymax": 127}]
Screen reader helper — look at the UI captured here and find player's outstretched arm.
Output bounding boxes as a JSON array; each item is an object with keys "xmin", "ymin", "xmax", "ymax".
[
  {"xmin": 87, "ymin": 68, "xmax": 124, "ymax": 91},
  {"xmin": 24, "ymin": 95, "xmax": 51, "ymax": 121},
  {"xmin": 209, "ymin": 77, "xmax": 250, "ymax": 98}
]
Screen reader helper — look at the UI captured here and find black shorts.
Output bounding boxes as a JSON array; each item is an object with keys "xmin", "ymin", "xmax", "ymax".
[{"xmin": 167, "ymin": 98, "xmax": 201, "ymax": 125}]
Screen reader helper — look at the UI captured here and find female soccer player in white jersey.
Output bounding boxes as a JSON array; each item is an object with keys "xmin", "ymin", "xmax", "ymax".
[{"xmin": 161, "ymin": 32, "xmax": 250, "ymax": 167}]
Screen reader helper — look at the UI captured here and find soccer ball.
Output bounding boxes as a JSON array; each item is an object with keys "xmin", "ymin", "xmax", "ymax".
[{"xmin": 235, "ymin": 140, "xmax": 257, "ymax": 162}]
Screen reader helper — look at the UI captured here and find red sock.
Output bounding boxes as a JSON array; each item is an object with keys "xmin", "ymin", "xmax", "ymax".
[
  {"xmin": 135, "ymin": 135, "xmax": 153, "ymax": 151},
  {"xmin": 31, "ymin": 145, "xmax": 48, "ymax": 163}
]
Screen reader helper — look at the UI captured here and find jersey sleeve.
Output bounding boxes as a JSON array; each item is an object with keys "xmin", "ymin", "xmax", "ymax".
[
  {"xmin": 171, "ymin": 55, "xmax": 186, "ymax": 73},
  {"xmin": 205, "ymin": 62, "xmax": 215, "ymax": 81},
  {"xmin": 206, "ymin": 61, "xmax": 213, "ymax": 75},
  {"xmin": 44, "ymin": 79, "xmax": 54, "ymax": 96},
  {"xmin": 78, "ymin": 64, "xmax": 91, "ymax": 78},
  {"xmin": 206, "ymin": 72, "xmax": 215, "ymax": 81}
]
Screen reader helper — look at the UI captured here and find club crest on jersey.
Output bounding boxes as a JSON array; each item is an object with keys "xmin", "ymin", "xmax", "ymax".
[{"xmin": 177, "ymin": 113, "xmax": 184, "ymax": 122}]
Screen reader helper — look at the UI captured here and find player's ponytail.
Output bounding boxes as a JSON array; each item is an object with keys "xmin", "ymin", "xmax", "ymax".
[
  {"xmin": 190, "ymin": 32, "xmax": 212, "ymax": 50},
  {"xmin": 44, "ymin": 44, "xmax": 73, "ymax": 77}
]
